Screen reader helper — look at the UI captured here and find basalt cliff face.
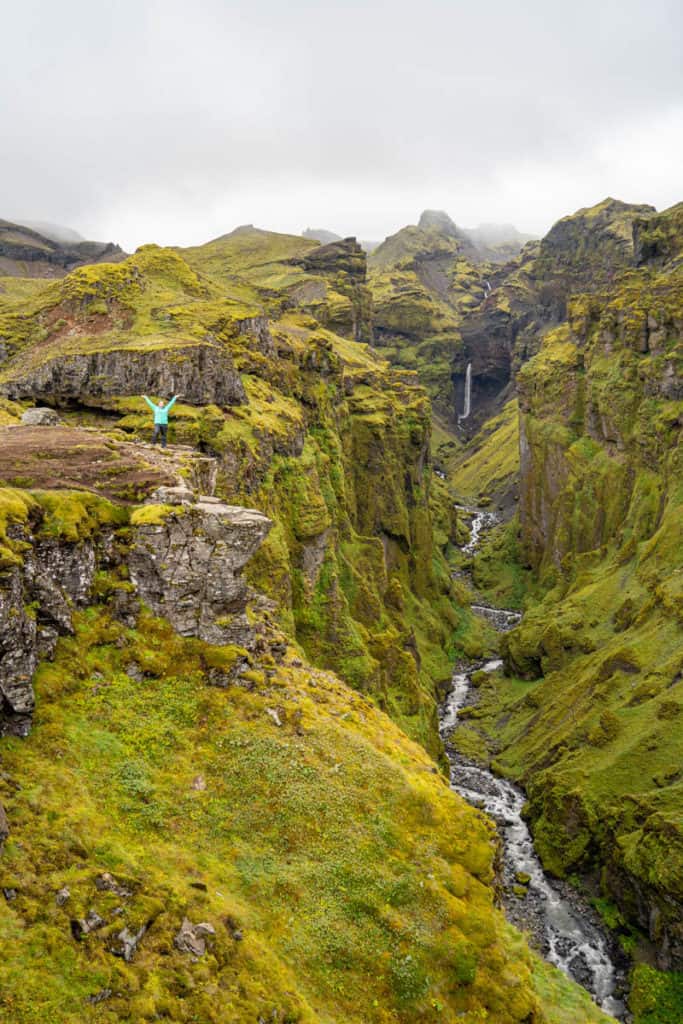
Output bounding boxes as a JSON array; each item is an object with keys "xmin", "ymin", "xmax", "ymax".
[{"xmin": 0, "ymin": 226, "xmax": 613, "ymax": 1024}]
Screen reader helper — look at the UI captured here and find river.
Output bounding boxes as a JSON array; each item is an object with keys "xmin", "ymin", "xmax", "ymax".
[{"xmin": 441, "ymin": 508, "xmax": 627, "ymax": 1019}]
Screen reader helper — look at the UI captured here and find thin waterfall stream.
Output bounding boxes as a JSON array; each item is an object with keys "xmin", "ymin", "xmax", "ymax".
[
  {"xmin": 458, "ymin": 363, "xmax": 472, "ymax": 422},
  {"xmin": 441, "ymin": 507, "xmax": 627, "ymax": 1019}
]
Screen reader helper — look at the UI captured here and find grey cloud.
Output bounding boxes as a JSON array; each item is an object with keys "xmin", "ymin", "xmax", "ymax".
[{"xmin": 1, "ymin": 0, "xmax": 681, "ymax": 248}]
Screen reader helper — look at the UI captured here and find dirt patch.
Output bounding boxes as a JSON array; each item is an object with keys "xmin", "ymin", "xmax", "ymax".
[
  {"xmin": 0, "ymin": 425, "xmax": 177, "ymax": 501},
  {"xmin": 43, "ymin": 298, "xmax": 134, "ymax": 344}
]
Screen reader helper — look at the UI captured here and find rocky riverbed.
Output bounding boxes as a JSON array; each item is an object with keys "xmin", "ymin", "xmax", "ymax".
[{"xmin": 443, "ymin": 509, "xmax": 629, "ymax": 1019}]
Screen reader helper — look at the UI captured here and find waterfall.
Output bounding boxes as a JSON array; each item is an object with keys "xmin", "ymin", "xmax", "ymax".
[{"xmin": 458, "ymin": 362, "xmax": 472, "ymax": 422}]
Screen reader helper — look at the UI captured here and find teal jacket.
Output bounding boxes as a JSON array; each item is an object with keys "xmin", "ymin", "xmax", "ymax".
[{"xmin": 143, "ymin": 395, "xmax": 178, "ymax": 425}]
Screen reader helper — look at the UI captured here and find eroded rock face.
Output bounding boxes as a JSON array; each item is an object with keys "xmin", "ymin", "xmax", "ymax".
[
  {"xmin": 0, "ymin": 342, "xmax": 246, "ymax": 408},
  {"xmin": 297, "ymin": 237, "xmax": 367, "ymax": 284},
  {"xmin": 129, "ymin": 502, "xmax": 272, "ymax": 646},
  {"xmin": 0, "ymin": 531, "xmax": 97, "ymax": 736},
  {"xmin": 290, "ymin": 238, "xmax": 373, "ymax": 342}
]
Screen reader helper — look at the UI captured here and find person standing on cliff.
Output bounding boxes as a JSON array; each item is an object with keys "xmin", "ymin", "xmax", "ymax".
[{"xmin": 142, "ymin": 394, "xmax": 179, "ymax": 448}]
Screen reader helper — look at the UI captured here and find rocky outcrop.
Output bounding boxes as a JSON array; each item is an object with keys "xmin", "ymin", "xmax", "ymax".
[
  {"xmin": 633, "ymin": 201, "xmax": 683, "ymax": 267},
  {"xmin": 0, "ymin": 526, "xmax": 97, "ymax": 736},
  {"xmin": 173, "ymin": 917, "xmax": 215, "ymax": 957},
  {"xmin": 291, "ymin": 238, "xmax": 373, "ymax": 343},
  {"xmin": 0, "ymin": 341, "xmax": 246, "ymax": 408},
  {"xmin": 296, "ymin": 237, "xmax": 367, "ymax": 284},
  {"xmin": 0, "ymin": 490, "xmax": 272, "ymax": 735},
  {"xmin": 417, "ymin": 210, "xmax": 479, "ymax": 260},
  {"xmin": 129, "ymin": 499, "xmax": 272, "ymax": 646}
]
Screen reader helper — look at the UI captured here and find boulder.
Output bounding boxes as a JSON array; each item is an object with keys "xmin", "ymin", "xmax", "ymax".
[
  {"xmin": 174, "ymin": 917, "xmax": 215, "ymax": 957},
  {"xmin": 55, "ymin": 886, "xmax": 70, "ymax": 906},
  {"xmin": 20, "ymin": 407, "xmax": 61, "ymax": 426},
  {"xmin": 71, "ymin": 909, "xmax": 106, "ymax": 939},
  {"xmin": 0, "ymin": 803, "xmax": 9, "ymax": 846},
  {"xmin": 111, "ymin": 924, "xmax": 147, "ymax": 962}
]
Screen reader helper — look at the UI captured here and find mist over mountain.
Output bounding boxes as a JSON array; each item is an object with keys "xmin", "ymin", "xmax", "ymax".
[
  {"xmin": 303, "ymin": 211, "xmax": 535, "ymax": 265},
  {"xmin": 16, "ymin": 220, "xmax": 86, "ymax": 244}
]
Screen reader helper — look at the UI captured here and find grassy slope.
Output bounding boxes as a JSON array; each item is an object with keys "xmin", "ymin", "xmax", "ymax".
[
  {"xmin": 0, "ymin": 599, "xmax": 611, "ymax": 1024},
  {"xmin": 448, "ymin": 400, "xmax": 519, "ymax": 504}
]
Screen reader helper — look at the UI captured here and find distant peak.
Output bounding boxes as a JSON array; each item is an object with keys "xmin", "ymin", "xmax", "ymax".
[
  {"xmin": 418, "ymin": 210, "xmax": 459, "ymax": 236},
  {"xmin": 302, "ymin": 227, "xmax": 342, "ymax": 245}
]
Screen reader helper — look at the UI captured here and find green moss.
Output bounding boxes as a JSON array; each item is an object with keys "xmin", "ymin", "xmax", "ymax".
[
  {"xmin": 471, "ymin": 514, "xmax": 536, "ymax": 610},
  {"xmin": 34, "ymin": 490, "xmax": 126, "ymax": 540},
  {"xmin": 630, "ymin": 965, "xmax": 683, "ymax": 1024},
  {"xmin": 0, "ymin": 605, "xmax": 608, "ymax": 1024},
  {"xmin": 0, "ymin": 487, "xmax": 36, "ymax": 567},
  {"xmin": 449, "ymin": 400, "xmax": 520, "ymax": 502},
  {"xmin": 130, "ymin": 504, "xmax": 174, "ymax": 527}
]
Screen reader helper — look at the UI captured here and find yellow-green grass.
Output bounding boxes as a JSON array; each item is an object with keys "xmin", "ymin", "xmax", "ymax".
[
  {"xmin": 449, "ymin": 400, "xmax": 519, "ymax": 503},
  {"xmin": 0, "ymin": 606, "xmax": 612, "ymax": 1024}
]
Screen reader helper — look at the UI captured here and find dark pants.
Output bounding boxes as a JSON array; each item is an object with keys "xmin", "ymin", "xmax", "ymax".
[{"xmin": 152, "ymin": 423, "xmax": 168, "ymax": 447}]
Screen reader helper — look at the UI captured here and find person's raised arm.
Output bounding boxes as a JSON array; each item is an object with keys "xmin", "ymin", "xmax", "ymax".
[
  {"xmin": 143, "ymin": 395, "xmax": 156, "ymax": 410},
  {"xmin": 165, "ymin": 395, "xmax": 179, "ymax": 412}
]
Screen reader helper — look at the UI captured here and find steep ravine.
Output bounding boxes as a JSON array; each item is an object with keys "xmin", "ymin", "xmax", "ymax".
[{"xmin": 442, "ymin": 509, "xmax": 627, "ymax": 1019}]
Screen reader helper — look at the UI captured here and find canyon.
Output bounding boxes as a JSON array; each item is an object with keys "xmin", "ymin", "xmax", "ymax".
[{"xmin": 0, "ymin": 199, "xmax": 680, "ymax": 1023}]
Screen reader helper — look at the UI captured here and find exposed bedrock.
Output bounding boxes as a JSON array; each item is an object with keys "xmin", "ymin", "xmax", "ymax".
[
  {"xmin": 0, "ymin": 497, "xmax": 272, "ymax": 736},
  {"xmin": 0, "ymin": 527, "xmax": 98, "ymax": 736},
  {"xmin": 0, "ymin": 342, "xmax": 246, "ymax": 408},
  {"xmin": 129, "ymin": 500, "xmax": 273, "ymax": 646}
]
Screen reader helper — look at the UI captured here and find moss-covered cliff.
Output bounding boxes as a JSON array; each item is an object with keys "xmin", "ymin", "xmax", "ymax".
[
  {"xmin": 367, "ymin": 211, "xmax": 495, "ymax": 424},
  {"xmin": 467, "ymin": 202, "xmax": 683, "ymax": 975},
  {"xmin": 0, "ymin": 226, "xmax": 613, "ymax": 1021},
  {"xmin": 0, "ymin": 237, "xmax": 460, "ymax": 753},
  {"xmin": 366, "ymin": 200, "xmax": 666, "ymax": 444}
]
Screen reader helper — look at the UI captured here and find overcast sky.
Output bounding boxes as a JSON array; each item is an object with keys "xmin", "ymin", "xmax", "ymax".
[{"xmin": 2, "ymin": 0, "xmax": 682, "ymax": 250}]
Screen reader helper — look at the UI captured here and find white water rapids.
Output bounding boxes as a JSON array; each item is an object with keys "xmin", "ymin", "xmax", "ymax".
[{"xmin": 442, "ymin": 510, "xmax": 626, "ymax": 1019}]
